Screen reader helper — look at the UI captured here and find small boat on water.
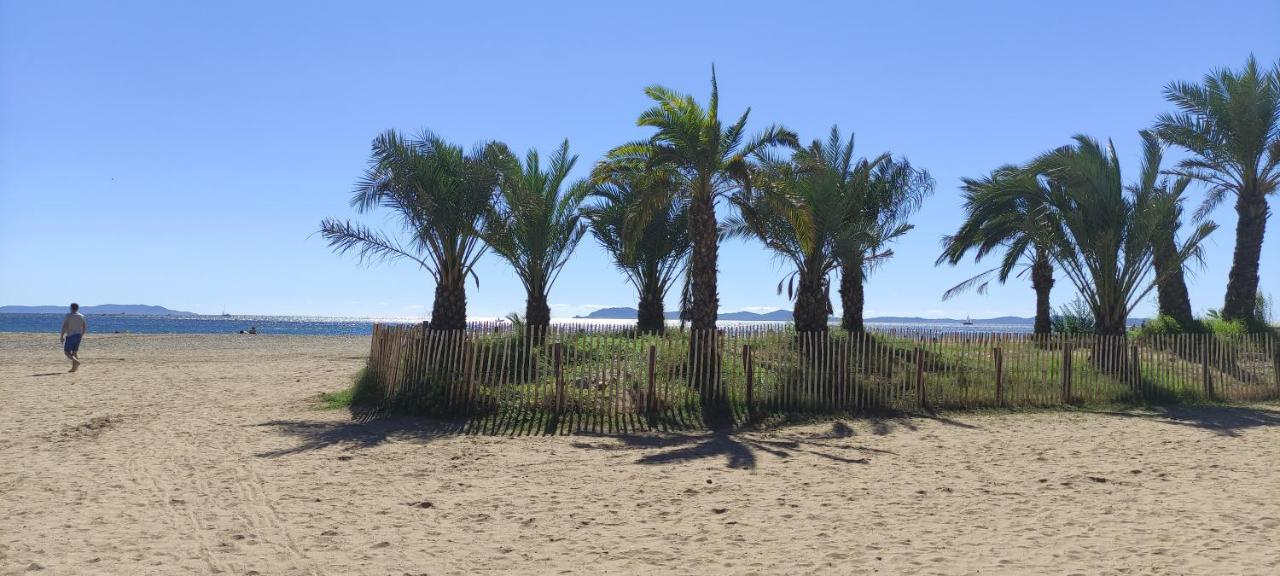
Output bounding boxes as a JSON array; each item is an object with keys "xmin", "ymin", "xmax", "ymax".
[{"xmin": 963, "ymin": 315, "xmax": 974, "ymax": 326}]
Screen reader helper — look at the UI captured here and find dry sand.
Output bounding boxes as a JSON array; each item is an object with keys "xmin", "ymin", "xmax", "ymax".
[{"xmin": 1, "ymin": 332, "xmax": 1278, "ymax": 575}]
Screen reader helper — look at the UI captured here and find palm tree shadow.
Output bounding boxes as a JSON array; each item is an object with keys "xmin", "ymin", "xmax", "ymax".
[
  {"xmin": 252, "ymin": 416, "xmax": 465, "ymax": 457},
  {"xmin": 570, "ymin": 421, "xmax": 894, "ymax": 469},
  {"xmin": 1092, "ymin": 405, "xmax": 1280, "ymax": 437},
  {"xmin": 918, "ymin": 413, "xmax": 982, "ymax": 429},
  {"xmin": 634, "ymin": 433, "xmax": 758, "ymax": 469}
]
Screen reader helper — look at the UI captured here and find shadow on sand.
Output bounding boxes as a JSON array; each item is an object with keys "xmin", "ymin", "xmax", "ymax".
[
  {"xmin": 253, "ymin": 415, "xmax": 905, "ymax": 470},
  {"xmin": 567, "ymin": 421, "xmax": 900, "ymax": 470},
  {"xmin": 1092, "ymin": 405, "xmax": 1280, "ymax": 437},
  {"xmin": 252, "ymin": 416, "xmax": 466, "ymax": 457}
]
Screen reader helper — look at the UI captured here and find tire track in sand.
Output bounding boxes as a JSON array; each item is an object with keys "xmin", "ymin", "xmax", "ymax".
[
  {"xmin": 124, "ymin": 443, "xmax": 230, "ymax": 574},
  {"xmin": 127, "ymin": 413, "xmax": 322, "ymax": 575}
]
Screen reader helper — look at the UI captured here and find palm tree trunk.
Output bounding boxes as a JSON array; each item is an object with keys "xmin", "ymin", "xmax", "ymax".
[
  {"xmin": 636, "ymin": 281, "xmax": 666, "ymax": 334},
  {"xmin": 1222, "ymin": 190, "xmax": 1268, "ymax": 323},
  {"xmin": 839, "ymin": 260, "xmax": 865, "ymax": 333},
  {"xmin": 794, "ymin": 267, "xmax": 831, "ymax": 402},
  {"xmin": 525, "ymin": 291, "xmax": 551, "ymax": 331},
  {"xmin": 1152, "ymin": 232, "xmax": 1195, "ymax": 327},
  {"xmin": 429, "ymin": 274, "xmax": 467, "ymax": 331},
  {"xmin": 793, "ymin": 269, "xmax": 829, "ymax": 334},
  {"xmin": 687, "ymin": 188, "xmax": 719, "ymax": 330},
  {"xmin": 1091, "ymin": 315, "xmax": 1136, "ymax": 388},
  {"xmin": 1031, "ymin": 250, "xmax": 1054, "ymax": 336},
  {"xmin": 687, "ymin": 184, "xmax": 726, "ymax": 426}
]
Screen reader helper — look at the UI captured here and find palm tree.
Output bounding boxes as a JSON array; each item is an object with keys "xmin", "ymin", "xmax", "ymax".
[
  {"xmin": 1154, "ymin": 56, "xmax": 1280, "ymax": 323},
  {"xmin": 605, "ymin": 68, "xmax": 796, "ymax": 426},
  {"xmin": 1031, "ymin": 135, "xmax": 1216, "ymax": 338},
  {"xmin": 725, "ymin": 152, "xmax": 828, "ymax": 332},
  {"xmin": 605, "ymin": 68, "xmax": 798, "ymax": 331},
  {"xmin": 319, "ymin": 130, "xmax": 503, "ymax": 330},
  {"xmin": 1137, "ymin": 130, "xmax": 1199, "ymax": 328},
  {"xmin": 937, "ymin": 165, "xmax": 1059, "ymax": 335},
  {"xmin": 480, "ymin": 140, "xmax": 589, "ymax": 334},
  {"xmin": 725, "ymin": 126, "xmax": 887, "ymax": 333},
  {"xmin": 838, "ymin": 156, "xmax": 934, "ymax": 333},
  {"xmin": 582, "ymin": 160, "xmax": 690, "ymax": 334}
]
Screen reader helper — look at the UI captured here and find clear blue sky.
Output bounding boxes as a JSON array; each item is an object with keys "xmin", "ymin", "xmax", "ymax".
[{"xmin": 2, "ymin": 1, "xmax": 1277, "ymax": 319}]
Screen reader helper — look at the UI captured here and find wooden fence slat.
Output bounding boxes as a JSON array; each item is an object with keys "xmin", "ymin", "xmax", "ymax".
[
  {"xmin": 915, "ymin": 347, "xmax": 926, "ymax": 409},
  {"xmin": 1061, "ymin": 342, "xmax": 1072, "ymax": 404},
  {"xmin": 743, "ymin": 343, "xmax": 754, "ymax": 418},
  {"xmin": 1197, "ymin": 335, "xmax": 1206, "ymax": 400},
  {"xmin": 554, "ymin": 342, "xmax": 565, "ymax": 414},
  {"xmin": 1273, "ymin": 343, "xmax": 1280, "ymax": 398},
  {"xmin": 993, "ymin": 347, "xmax": 1004, "ymax": 406},
  {"xmin": 646, "ymin": 344, "xmax": 657, "ymax": 417}
]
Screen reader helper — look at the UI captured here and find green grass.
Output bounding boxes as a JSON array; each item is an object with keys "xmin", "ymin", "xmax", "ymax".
[
  {"xmin": 318, "ymin": 388, "xmax": 355, "ymax": 410},
  {"xmin": 318, "ymin": 365, "xmax": 382, "ymax": 410}
]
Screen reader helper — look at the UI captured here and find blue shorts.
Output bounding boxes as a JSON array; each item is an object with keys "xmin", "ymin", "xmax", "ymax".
[{"xmin": 64, "ymin": 333, "xmax": 83, "ymax": 354}]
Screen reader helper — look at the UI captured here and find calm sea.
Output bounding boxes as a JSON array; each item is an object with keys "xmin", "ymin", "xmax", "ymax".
[
  {"xmin": 0, "ymin": 314, "xmax": 378, "ymax": 335},
  {"xmin": 0, "ymin": 313, "xmax": 1035, "ymax": 336}
]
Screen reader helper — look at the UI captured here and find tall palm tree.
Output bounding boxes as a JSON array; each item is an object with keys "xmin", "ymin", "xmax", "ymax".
[
  {"xmin": 582, "ymin": 161, "xmax": 690, "ymax": 334},
  {"xmin": 605, "ymin": 68, "xmax": 796, "ymax": 426},
  {"xmin": 480, "ymin": 140, "xmax": 589, "ymax": 333},
  {"xmin": 1137, "ymin": 130, "xmax": 1199, "ymax": 328},
  {"xmin": 937, "ymin": 166, "xmax": 1058, "ymax": 335},
  {"xmin": 605, "ymin": 68, "xmax": 798, "ymax": 331},
  {"xmin": 1031, "ymin": 135, "xmax": 1216, "ymax": 338},
  {"xmin": 1154, "ymin": 56, "xmax": 1280, "ymax": 323},
  {"xmin": 838, "ymin": 156, "xmax": 933, "ymax": 333},
  {"xmin": 319, "ymin": 130, "xmax": 503, "ymax": 330}
]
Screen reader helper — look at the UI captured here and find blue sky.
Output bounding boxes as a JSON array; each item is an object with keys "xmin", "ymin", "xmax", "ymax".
[{"xmin": 2, "ymin": 1, "xmax": 1277, "ymax": 319}]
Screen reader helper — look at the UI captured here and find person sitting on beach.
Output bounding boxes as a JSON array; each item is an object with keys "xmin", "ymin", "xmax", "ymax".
[
  {"xmin": 248, "ymin": 326, "xmax": 257, "ymax": 334},
  {"xmin": 59, "ymin": 303, "xmax": 88, "ymax": 372}
]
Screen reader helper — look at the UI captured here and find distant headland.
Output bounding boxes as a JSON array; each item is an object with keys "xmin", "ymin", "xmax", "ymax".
[{"xmin": 0, "ymin": 304, "xmax": 198, "ymax": 316}]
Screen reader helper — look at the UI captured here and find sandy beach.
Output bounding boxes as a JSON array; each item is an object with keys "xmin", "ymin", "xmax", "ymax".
[{"xmin": 1, "ymin": 332, "xmax": 1277, "ymax": 575}]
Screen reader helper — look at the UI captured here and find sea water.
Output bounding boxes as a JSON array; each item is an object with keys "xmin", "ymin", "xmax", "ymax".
[{"xmin": 0, "ymin": 313, "xmax": 1036, "ymax": 336}]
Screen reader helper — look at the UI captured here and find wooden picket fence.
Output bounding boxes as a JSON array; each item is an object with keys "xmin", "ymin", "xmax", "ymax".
[{"xmin": 359, "ymin": 324, "xmax": 1280, "ymax": 433}]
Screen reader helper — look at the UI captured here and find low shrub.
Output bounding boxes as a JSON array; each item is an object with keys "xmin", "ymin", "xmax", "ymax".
[
  {"xmin": 1132, "ymin": 314, "xmax": 1209, "ymax": 338},
  {"xmin": 1201, "ymin": 317, "xmax": 1247, "ymax": 336},
  {"xmin": 1051, "ymin": 298, "xmax": 1095, "ymax": 335}
]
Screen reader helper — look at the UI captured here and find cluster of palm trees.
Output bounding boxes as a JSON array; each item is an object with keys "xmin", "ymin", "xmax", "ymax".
[
  {"xmin": 321, "ymin": 69, "xmax": 933, "ymax": 339},
  {"xmin": 939, "ymin": 56, "xmax": 1279, "ymax": 335},
  {"xmin": 321, "ymin": 57, "xmax": 1276, "ymax": 345}
]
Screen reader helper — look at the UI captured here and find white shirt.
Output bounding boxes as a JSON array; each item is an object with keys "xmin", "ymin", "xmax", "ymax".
[{"xmin": 62, "ymin": 312, "xmax": 87, "ymax": 335}]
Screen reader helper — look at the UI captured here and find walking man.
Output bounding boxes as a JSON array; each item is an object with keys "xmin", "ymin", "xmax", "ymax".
[{"xmin": 60, "ymin": 303, "xmax": 88, "ymax": 372}]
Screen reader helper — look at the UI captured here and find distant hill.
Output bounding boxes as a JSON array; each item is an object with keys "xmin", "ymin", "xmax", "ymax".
[
  {"xmin": 575, "ymin": 307, "xmax": 640, "ymax": 319},
  {"xmin": 575, "ymin": 307, "xmax": 1041, "ymax": 324},
  {"xmin": 719, "ymin": 309, "xmax": 795, "ymax": 321},
  {"xmin": 0, "ymin": 304, "xmax": 198, "ymax": 316}
]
